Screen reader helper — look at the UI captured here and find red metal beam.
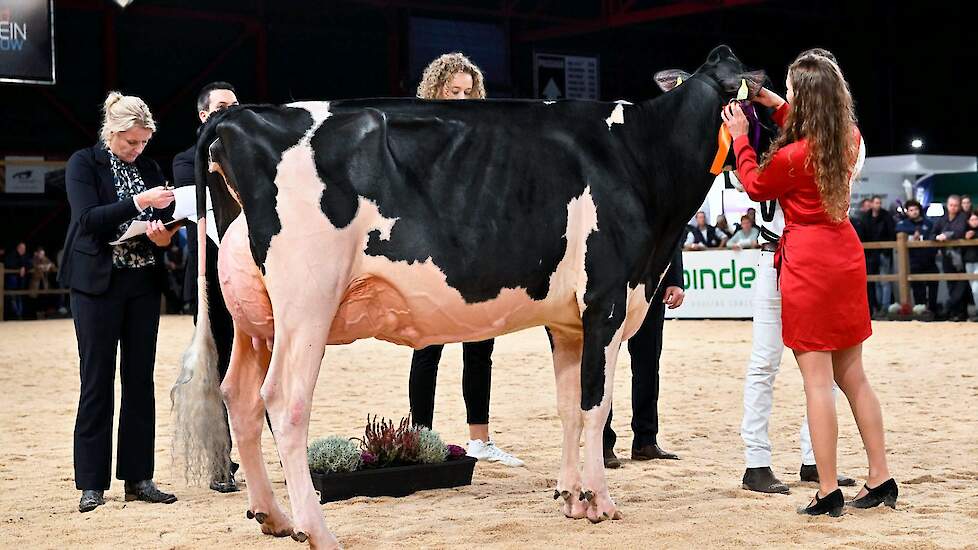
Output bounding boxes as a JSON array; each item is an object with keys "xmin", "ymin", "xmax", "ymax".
[
  {"xmin": 37, "ymin": 89, "xmax": 95, "ymax": 142},
  {"xmin": 354, "ymin": 0, "xmax": 579, "ymax": 24},
  {"xmin": 517, "ymin": 0, "xmax": 768, "ymax": 42},
  {"xmin": 102, "ymin": 8, "xmax": 117, "ymax": 91},
  {"xmin": 155, "ymin": 28, "xmax": 256, "ymax": 120}
]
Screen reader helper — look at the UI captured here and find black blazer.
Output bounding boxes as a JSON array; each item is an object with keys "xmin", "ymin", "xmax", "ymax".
[
  {"xmin": 173, "ymin": 144, "xmax": 204, "ymax": 302},
  {"xmin": 58, "ymin": 145, "xmax": 170, "ymax": 295}
]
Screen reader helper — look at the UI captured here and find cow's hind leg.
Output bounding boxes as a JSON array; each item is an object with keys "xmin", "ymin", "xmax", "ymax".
[
  {"xmin": 579, "ymin": 299, "xmax": 625, "ymax": 523},
  {"xmin": 222, "ymin": 325, "xmax": 293, "ymax": 537},
  {"xmin": 548, "ymin": 327, "xmax": 588, "ymax": 519},
  {"xmin": 261, "ymin": 321, "xmax": 337, "ymax": 549}
]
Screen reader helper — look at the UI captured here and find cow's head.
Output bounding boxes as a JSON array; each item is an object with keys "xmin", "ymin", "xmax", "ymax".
[{"xmin": 654, "ymin": 45, "xmax": 766, "ymax": 102}]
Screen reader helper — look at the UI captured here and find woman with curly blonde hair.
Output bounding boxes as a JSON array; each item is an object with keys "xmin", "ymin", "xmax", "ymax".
[
  {"xmin": 416, "ymin": 52, "xmax": 486, "ymax": 100},
  {"xmin": 722, "ymin": 52, "xmax": 895, "ymax": 516},
  {"xmin": 408, "ymin": 54, "xmax": 523, "ymax": 467}
]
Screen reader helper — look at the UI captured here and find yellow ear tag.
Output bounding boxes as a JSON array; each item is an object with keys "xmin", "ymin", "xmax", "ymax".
[
  {"xmin": 736, "ymin": 78, "xmax": 749, "ymax": 101},
  {"xmin": 675, "ymin": 76, "xmax": 683, "ymax": 87}
]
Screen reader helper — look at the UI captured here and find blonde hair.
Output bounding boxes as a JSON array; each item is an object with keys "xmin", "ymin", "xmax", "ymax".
[
  {"xmin": 416, "ymin": 52, "xmax": 486, "ymax": 100},
  {"xmin": 99, "ymin": 91, "xmax": 156, "ymax": 146},
  {"xmin": 761, "ymin": 54, "xmax": 857, "ymax": 223}
]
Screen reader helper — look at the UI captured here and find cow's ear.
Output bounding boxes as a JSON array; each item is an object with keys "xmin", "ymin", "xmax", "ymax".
[
  {"xmin": 742, "ymin": 70, "xmax": 767, "ymax": 99},
  {"xmin": 654, "ymin": 70, "xmax": 692, "ymax": 92}
]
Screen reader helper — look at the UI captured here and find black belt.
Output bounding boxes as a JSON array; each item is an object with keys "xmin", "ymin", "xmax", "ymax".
[{"xmin": 761, "ymin": 242, "xmax": 778, "ymax": 252}]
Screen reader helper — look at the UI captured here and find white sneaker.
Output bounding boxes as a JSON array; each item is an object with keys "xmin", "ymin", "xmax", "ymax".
[{"xmin": 466, "ymin": 439, "xmax": 524, "ymax": 467}]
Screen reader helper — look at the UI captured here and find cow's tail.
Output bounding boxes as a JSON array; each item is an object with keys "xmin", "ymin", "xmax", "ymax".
[{"xmin": 170, "ymin": 120, "xmax": 230, "ymax": 484}]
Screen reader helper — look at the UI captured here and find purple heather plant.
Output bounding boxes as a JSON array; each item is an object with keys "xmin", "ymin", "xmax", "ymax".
[{"xmin": 446, "ymin": 444, "xmax": 466, "ymax": 460}]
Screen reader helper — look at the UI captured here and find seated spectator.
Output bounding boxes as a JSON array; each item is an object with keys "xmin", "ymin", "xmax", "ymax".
[
  {"xmin": 895, "ymin": 200, "xmax": 938, "ymax": 314},
  {"xmin": 715, "ymin": 214, "xmax": 734, "ymax": 241},
  {"xmin": 4, "ymin": 242, "xmax": 31, "ymax": 320},
  {"xmin": 683, "ymin": 211, "xmax": 723, "ymax": 250},
  {"xmin": 726, "ymin": 215, "xmax": 760, "ymax": 249},
  {"xmin": 29, "ymin": 247, "xmax": 58, "ymax": 315},
  {"xmin": 962, "ymin": 195, "xmax": 973, "ymax": 216}
]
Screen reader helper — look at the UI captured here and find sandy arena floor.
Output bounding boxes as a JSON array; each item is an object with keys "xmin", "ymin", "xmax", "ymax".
[{"xmin": 1, "ymin": 317, "xmax": 977, "ymax": 549}]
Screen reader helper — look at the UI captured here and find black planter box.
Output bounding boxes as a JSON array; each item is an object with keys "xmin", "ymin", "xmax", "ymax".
[{"xmin": 310, "ymin": 456, "xmax": 478, "ymax": 503}]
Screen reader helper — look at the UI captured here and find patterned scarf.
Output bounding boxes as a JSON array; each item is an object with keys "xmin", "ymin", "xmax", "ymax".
[{"xmin": 108, "ymin": 150, "xmax": 156, "ymax": 268}]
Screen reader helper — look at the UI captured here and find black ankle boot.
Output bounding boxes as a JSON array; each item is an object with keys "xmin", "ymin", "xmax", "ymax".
[
  {"xmin": 848, "ymin": 478, "xmax": 898, "ymax": 509},
  {"xmin": 796, "ymin": 488, "xmax": 844, "ymax": 517}
]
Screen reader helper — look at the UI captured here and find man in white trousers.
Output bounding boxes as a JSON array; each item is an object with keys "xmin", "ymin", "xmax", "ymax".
[{"xmin": 733, "ymin": 170, "xmax": 857, "ymax": 493}]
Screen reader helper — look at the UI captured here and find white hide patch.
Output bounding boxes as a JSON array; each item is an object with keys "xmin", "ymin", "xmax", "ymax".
[
  {"xmin": 614, "ymin": 100, "xmax": 633, "ymax": 105},
  {"xmin": 605, "ymin": 103, "xmax": 625, "ymax": 130},
  {"xmin": 287, "ymin": 101, "xmax": 333, "ymax": 144},
  {"xmin": 543, "ymin": 100, "xmax": 556, "ymax": 105}
]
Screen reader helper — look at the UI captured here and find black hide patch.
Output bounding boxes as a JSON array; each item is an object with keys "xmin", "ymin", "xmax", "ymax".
[
  {"xmin": 214, "ymin": 106, "xmax": 314, "ymax": 273},
  {"xmin": 312, "ymin": 99, "xmax": 637, "ymax": 304}
]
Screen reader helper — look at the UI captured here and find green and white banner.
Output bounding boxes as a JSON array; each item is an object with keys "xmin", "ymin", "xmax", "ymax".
[{"xmin": 665, "ymin": 249, "xmax": 760, "ymax": 319}]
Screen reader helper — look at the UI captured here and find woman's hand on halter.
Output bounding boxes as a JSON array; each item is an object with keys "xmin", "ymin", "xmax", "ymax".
[
  {"xmin": 752, "ymin": 87, "xmax": 786, "ymax": 109},
  {"xmin": 721, "ymin": 102, "xmax": 749, "ymax": 140}
]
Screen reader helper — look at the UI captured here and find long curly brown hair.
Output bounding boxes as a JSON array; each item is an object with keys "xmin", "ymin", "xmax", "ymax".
[
  {"xmin": 761, "ymin": 53, "xmax": 858, "ymax": 222},
  {"xmin": 416, "ymin": 52, "xmax": 487, "ymax": 100}
]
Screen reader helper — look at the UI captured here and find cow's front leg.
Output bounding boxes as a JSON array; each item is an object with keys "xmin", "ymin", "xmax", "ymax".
[
  {"xmin": 222, "ymin": 325, "xmax": 292, "ymax": 538},
  {"xmin": 579, "ymin": 298, "xmax": 625, "ymax": 523},
  {"xmin": 548, "ymin": 328, "xmax": 588, "ymax": 519},
  {"xmin": 261, "ymin": 323, "xmax": 337, "ymax": 549}
]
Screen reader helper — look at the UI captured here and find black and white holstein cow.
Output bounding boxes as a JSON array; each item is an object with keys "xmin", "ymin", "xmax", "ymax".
[{"xmin": 172, "ymin": 46, "xmax": 766, "ymax": 548}]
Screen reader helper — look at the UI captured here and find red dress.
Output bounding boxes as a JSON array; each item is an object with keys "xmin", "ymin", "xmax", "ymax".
[{"xmin": 734, "ymin": 103, "xmax": 871, "ymax": 351}]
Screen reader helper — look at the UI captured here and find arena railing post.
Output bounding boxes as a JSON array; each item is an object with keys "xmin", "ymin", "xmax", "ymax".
[{"xmin": 895, "ymin": 232, "xmax": 910, "ymax": 308}]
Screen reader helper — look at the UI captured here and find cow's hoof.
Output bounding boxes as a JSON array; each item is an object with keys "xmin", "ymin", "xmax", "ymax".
[
  {"xmin": 584, "ymin": 492, "xmax": 622, "ymax": 524},
  {"xmin": 556, "ymin": 488, "xmax": 587, "ymax": 519},
  {"xmin": 254, "ymin": 512, "xmax": 268, "ymax": 524},
  {"xmin": 292, "ymin": 531, "xmax": 309, "ymax": 543}
]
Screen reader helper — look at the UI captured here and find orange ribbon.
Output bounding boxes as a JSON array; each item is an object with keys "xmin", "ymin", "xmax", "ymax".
[{"xmin": 709, "ymin": 125, "xmax": 733, "ymax": 176}]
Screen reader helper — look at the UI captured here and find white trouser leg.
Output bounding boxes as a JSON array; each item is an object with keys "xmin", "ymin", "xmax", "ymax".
[{"xmin": 741, "ymin": 251, "xmax": 785, "ymax": 468}]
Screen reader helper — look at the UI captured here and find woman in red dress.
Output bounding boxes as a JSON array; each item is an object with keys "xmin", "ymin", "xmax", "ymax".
[{"xmin": 722, "ymin": 52, "xmax": 897, "ymax": 516}]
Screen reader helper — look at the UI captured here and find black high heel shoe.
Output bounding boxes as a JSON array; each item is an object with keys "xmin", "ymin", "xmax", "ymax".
[
  {"xmin": 848, "ymin": 478, "xmax": 898, "ymax": 509},
  {"xmin": 796, "ymin": 488, "xmax": 844, "ymax": 517}
]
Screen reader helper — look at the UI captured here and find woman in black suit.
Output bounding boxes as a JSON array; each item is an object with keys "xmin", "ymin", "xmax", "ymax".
[{"xmin": 59, "ymin": 92, "xmax": 180, "ymax": 513}]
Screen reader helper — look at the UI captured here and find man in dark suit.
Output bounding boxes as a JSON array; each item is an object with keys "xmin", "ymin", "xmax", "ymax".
[
  {"xmin": 603, "ymin": 241, "xmax": 685, "ymax": 467},
  {"xmin": 172, "ymin": 81, "xmax": 240, "ymax": 492}
]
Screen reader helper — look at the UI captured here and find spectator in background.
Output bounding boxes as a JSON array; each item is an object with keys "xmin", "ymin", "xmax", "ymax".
[
  {"xmin": 963, "ymin": 211, "xmax": 978, "ymax": 319},
  {"xmin": 933, "ymin": 195, "xmax": 970, "ymax": 321},
  {"xmin": 962, "ymin": 195, "xmax": 973, "ymax": 215},
  {"xmin": 4, "ymin": 242, "xmax": 31, "ymax": 320},
  {"xmin": 895, "ymin": 200, "xmax": 938, "ymax": 315},
  {"xmin": 715, "ymin": 214, "xmax": 734, "ymax": 243},
  {"xmin": 163, "ymin": 245, "xmax": 186, "ymax": 314},
  {"xmin": 29, "ymin": 246, "xmax": 58, "ymax": 315},
  {"xmin": 860, "ymin": 195, "xmax": 896, "ymax": 316},
  {"xmin": 684, "ymin": 211, "xmax": 723, "ymax": 250},
  {"xmin": 726, "ymin": 215, "xmax": 760, "ymax": 249}
]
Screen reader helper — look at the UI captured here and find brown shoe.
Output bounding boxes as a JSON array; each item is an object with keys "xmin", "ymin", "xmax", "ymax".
[
  {"xmin": 631, "ymin": 444, "xmax": 679, "ymax": 460},
  {"xmin": 603, "ymin": 447, "xmax": 621, "ymax": 469}
]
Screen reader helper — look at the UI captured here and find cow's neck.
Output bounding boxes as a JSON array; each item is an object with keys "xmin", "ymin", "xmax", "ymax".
[
  {"xmin": 630, "ymin": 74, "xmax": 724, "ymax": 219},
  {"xmin": 624, "ymin": 75, "xmax": 726, "ymax": 285}
]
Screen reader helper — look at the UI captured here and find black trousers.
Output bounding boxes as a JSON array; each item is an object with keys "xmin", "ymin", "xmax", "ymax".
[
  {"xmin": 603, "ymin": 296, "xmax": 666, "ymax": 451},
  {"xmin": 910, "ymin": 261, "xmax": 940, "ymax": 312},
  {"xmin": 409, "ymin": 339, "xmax": 494, "ymax": 428},
  {"xmin": 71, "ymin": 268, "xmax": 161, "ymax": 490},
  {"xmin": 942, "ymin": 252, "xmax": 970, "ymax": 317}
]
